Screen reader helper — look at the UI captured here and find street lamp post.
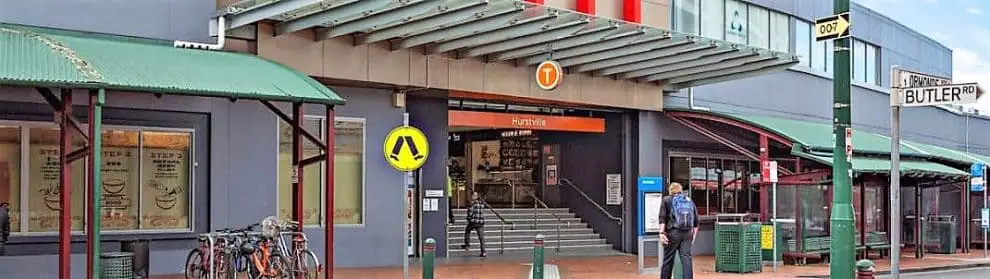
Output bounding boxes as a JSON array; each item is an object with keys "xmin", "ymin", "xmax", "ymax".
[{"xmin": 830, "ymin": 0, "xmax": 856, "ymax": 278}]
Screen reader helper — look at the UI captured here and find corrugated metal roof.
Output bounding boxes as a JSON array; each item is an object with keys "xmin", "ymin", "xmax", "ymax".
[
  {"xmin": 0, "ymin": 24, "xmax": 344, "ymax": 105},
  {"xmin": 796, "ymin": 153, "xmax": 968, "ymax": 177}
]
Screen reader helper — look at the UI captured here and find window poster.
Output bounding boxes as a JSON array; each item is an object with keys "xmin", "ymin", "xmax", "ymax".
[
  {"xmin": 141, "ymin": 147, "xmax": 189, "ymax": 229},
  {"xmin": 102, "ymin": 147, "xmax": 140, "ymax": 230},
  {"xmin": 28, "ymin": 145, "xmax": 85, "ymax": 232}
]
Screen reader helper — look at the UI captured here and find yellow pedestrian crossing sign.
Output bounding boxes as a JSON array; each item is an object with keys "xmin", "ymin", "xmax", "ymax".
[{"xmin": 383, "ymin": 125, "xmax": 430, "ymax": 172}]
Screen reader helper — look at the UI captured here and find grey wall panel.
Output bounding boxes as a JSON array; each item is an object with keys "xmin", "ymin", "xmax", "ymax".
[
  {"xmin": 407, "ymin": 94, "xmax": 451, "ymax": 257},
  {"xmin": 0, "ymin": 0, "xmax": 214, "ymax": 42}
]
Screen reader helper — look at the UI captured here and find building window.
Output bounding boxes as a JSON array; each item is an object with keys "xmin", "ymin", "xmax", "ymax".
[
  {"xmin": 277, "ymin": 117, "xmax": 365, "ymax": 226},
  {"xmin": 4, "ymin": 123, "xmax": 194, "ymax": 234},
  {"xmin": 853, "ymin": 40, "xmax": 866, "ymax": 82},
  {"xmin": 812, "ymin": 40, "xmax": 826, "ymax": 72},
  {"xmin": 669, "ymin": 155, "xmax": 759, "ymax": 216},
  {"xmin": 825, "ymin": 39, "xmax": 835, "ymax": 73},
  {"xmin": 673, "ymin": 0, "xmax": 700, "ymax": 35},
  {"xmin": 795, "ymin": 20, "xmax": 811, "ymax": 68},
  {"xmin": 865, "ymin": 43, "xmax": 879, "ymax": 85},
  {"xmin": 748, "ymin": 5, "xmax": 769, "ymax": 48},
  {"xmin": 724, "ymin": 0, "xmax": 748, "ymax": 44},
  {"xmin": 769, "ymin": 12, "xmax": 790, "ymax": 52},
  {"xmin": 699, "ymin": 0, "xmax": 724, "ymax": 39}
]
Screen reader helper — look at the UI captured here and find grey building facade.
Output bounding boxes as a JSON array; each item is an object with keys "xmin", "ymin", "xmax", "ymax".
[{"xmin": 0, "ymin": 0, "xmax": 985, "ymax": 277}]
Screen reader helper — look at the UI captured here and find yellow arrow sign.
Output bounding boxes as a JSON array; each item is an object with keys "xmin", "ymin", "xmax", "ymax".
[{"xmin": 814, "ymin": 12, "xmax": 850, "ymax": 42}]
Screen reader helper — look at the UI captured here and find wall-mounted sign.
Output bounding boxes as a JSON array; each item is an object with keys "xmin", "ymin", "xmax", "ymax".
[
  {"xmin": 536, "ymin": 60, "xmax": 563, "ymax": 91},
  {"xmin": 606, "ymin": 174, "xmax": 622, "ymax": 205},
  {"xmin": 814, "ymin": 12, "xmax": 850, "ymax": 41},
  {"xmin": 768, "ymin": 161, "xmax": 778, "ymax": 183},
  {"xmin": 448, "ymin": 110, "xmax": 605, "ymax": 133}
]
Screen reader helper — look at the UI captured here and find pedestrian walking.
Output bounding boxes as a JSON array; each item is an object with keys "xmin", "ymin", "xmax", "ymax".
[
  {"xmin": 461, "ymin": 191, "xmax": 487, "ymax": 257},
  {"xmin": 0, "ymin": 202, "xmax": 10, "ymax": 256},
  {"xmin": 658, "ymin": 183, "xmax": 699, "ymax": 279},
  {"xmin": 447, "ymin": 172, "xmax": 455, "ymax": 224}
]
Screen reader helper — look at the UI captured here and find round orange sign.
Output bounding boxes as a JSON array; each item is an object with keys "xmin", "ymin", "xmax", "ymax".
[{"xmin": 536, "ymin": 60, "xmax": 562, "ymax": 91}]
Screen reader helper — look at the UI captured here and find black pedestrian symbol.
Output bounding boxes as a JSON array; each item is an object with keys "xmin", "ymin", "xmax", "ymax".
[{"xmin": 389, "ymin": 135, "xmax": 425, "ymax": 162}]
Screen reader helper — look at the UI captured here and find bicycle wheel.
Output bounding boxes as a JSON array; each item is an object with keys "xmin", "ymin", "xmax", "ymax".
[
  {"xmin": 293, "ymin": 250, "xmax": 320, "ymax": 279},
  {"xmin": 268, "ymin": 254, "xmax": 292, "ymax": 279},
  {"xmin": 184, "ymin": 249, "xmax": 206, "ymax": 279}
]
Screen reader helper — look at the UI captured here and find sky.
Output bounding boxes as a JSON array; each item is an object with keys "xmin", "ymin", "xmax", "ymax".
[{"xmin": 854, "ymin": 0, "xmax": 990, "ymax": 111}]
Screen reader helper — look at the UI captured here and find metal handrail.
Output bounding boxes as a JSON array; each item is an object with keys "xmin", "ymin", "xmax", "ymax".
[
  {"xmin": 479, "ymin": 200, "xmax": 513, "ymax": 255},
  {"xmin": 559, "ymin": 178, "xmax": 622, "ymax": 224},
  {"xmin": 514, "ymin": 182, "xmax": 567, "ymax": 253}
]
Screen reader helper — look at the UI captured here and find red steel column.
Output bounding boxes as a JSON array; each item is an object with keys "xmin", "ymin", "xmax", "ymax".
[
  {"xmin": 623, "ymin": 0, "xmax": 642, "ymax": 23},
  {"xmin": 324, "ymin": 107, "xmax": 336, "ymax": 279},
  {"xmin": 527, "ymin": 0, "xmax": 545, "ymax": 4},
  {"xmin": 58, "ymin": 89, "xmax": 73, "ymax": 279},
  {"xmin": 576, "ymin": 0, "xmax": 596, "ymax": 14},
  {"xmin": 759, "ymin": 135, "xmax": 769, "ymax": 222},
  {"xmin": 292, "ymin": 103, "xmax": 305, "ymax": 232}
]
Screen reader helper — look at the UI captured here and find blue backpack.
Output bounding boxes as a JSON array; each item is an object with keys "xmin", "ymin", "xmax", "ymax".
[{"xmin": 670, "ymin": 194, "xmax": 696, "ymax": 230}]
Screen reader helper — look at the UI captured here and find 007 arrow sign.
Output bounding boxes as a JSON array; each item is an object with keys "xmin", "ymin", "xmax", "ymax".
[{"xmin": 815, "ymin": 12, "xmax": 850, "ymax": 42}]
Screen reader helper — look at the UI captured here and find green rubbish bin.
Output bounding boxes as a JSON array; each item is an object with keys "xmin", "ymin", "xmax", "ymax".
[
  {"xmin": 715, "ymin": 222, "xmax": 762, "ymax": 273},
  {"xmin": 101, "ymin": 252, "xmax": 134, "ymax": 279}
]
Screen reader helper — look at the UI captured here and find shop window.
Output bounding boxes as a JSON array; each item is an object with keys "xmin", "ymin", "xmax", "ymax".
[
  {"xmin": 27, "ymin": 127, "xmax": 86, "ymax": 232},
  {"xmin": 769, "ymin": 12, "xmax": 790, "ymax": 52},
  {"xmin": 699, "ymin": 0, "xmax": 724, "ymax": 39},
  {"xmin": 747, "ymin": 5, "xmax": 769, "ymax": 49},
  {"xmin": 724, "ymin": 0, "xmax": 748, "ymax": 44},
  {"xmin": 795, "ymin": 20, "xmax": 812, "ymax": 68},
  {"xmin": 277, "ymin": 117, "xmax": 365, "ymax": 226},
  {"xmin": 140, "ymin": 131, "xmax": 192, "ymax": 230},
  {"xmin": 3, "ymin": 124, "xmax": 194, "ymax": 234},
  {"xmin": 670, "ymin": 155, "xmax": 759, "ymax": 216},
  {"xmin": 101, "ymin": 130, "xmax": 140, "ymax": 230},
  {"xmin": 0, "ymin": 126, "xmax": 20, "ymax": 233},
  {"xmin": 673, "ymin": 0, "xmax": 700, "ymax": 35}
]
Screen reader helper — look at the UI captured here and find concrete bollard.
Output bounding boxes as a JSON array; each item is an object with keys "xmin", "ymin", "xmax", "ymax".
[
  {"xmin": 856, "ymin": 259, "xmax": 875, "ymax": 279},
  {"xmin": 423, "ymin": 238, "xmax": 436, "ymax": 279},
  {"xmin": 532, "ymin": 234, "xmax": 545, "ymax": 279}
]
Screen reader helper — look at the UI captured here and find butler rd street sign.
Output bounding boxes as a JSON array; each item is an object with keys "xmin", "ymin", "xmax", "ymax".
[
  {"xmin": 900, "ymin": 83, "xmax": 984, "ymax": 107},
  {"xmin": 815, "ymin": 12, "xmax": 850, "ymax": 41}
]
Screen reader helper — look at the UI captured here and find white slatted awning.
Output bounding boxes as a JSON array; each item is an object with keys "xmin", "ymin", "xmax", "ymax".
[{"xmin": 220, "ymin": 0, "xmax": 799, "ymax": 90}]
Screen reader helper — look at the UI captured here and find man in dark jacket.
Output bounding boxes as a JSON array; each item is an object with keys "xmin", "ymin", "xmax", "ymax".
[
  {"xmin": 658, "ymin": 183, "xmax": 699, "ymax": 279},
  {"xmin": 0, "ymin": 202, "xmax": 10, "ymax": 255},
  {"xmin": 461, "ymin": 192, "xmax": 487, "ymax": 257}
]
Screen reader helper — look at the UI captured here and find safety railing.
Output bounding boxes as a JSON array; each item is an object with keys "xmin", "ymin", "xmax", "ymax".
[
  {"xmin": 480, "ymin": 199, "xmax": 514, "ymax": 255},
  {"xmin": 559, "ymin": 178, "xmax": 622, "ymax": 224},
  {"xmin": 515, "ymin": 181, "xmax": 567, "ymax": 253}
]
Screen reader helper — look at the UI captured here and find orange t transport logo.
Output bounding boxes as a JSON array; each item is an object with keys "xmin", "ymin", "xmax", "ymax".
[{"xmin": 536, "ymin": 60, "xmax": 562, "ymax": 90}]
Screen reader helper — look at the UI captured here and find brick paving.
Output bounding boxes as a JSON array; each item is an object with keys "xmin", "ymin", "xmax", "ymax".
[{"xmin": 153, "ymin": 250, "xmax": 990, "ymax": 279}]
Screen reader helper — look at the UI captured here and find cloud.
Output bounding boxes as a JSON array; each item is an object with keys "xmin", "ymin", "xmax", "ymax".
[
  {"xmin": 953, "ymin": 48, "xmax": 990, "ymax": 111},
  {"xmin": 966, "ymin": 7, "xmax": 983, "ymax": 14}
]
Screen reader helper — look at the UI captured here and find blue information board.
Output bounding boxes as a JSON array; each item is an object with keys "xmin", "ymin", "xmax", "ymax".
[
  {"xmin": 637, "ymin": 176, "xmax": 664, "ymax": 236},
  {"xmin": 972, "ymin": 162, "xmax": 985, "ymax": 192}
]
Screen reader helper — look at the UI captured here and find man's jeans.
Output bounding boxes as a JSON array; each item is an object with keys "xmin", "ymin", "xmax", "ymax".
[
  {"xmin": 463, "ymin": 222, "xmax": 486, "ymax": 253},
  {"xmin": 660, "ymin": 229, "xmax": 694, "ymax": 279}
]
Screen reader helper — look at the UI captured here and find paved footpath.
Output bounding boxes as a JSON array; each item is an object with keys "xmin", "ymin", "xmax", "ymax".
[{"xmin": 155, "ymin": 251, "xmax": 990, "ymax": 279}]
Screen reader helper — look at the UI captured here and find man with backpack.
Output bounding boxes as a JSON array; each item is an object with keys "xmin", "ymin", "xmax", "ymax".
[{"xmin": 658, "ymin": 182, "xmax": 699, "ymax": 279}]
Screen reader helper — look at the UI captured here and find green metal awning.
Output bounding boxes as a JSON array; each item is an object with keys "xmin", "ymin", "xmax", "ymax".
[
  {"xmin": 219, "ymin": 0, "xmax": 799, "ymax": 90},
  {"xmin": 795, "ymin": 153, "xmax": 969, "ymax": 178},
  {"xmin": 0, "ymin": 24, "xmax": 344, "ymax": 105}
]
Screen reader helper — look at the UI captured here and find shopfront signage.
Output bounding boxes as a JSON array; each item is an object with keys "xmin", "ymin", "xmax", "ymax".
[
  {"xmin": 814, "ymin": 12, "xmax": 850, "ymax": 41},
  {"xmin": 383, "ymin": 125, "xmax": 430, "ymax": 172},
  {"xmin": 898, "ymin": 83, "xmax": 983, "ymax": 107},
  {"xmin": 448, "ymin": 110, "xmax": 605, "ymax": 133},
  {"xmin": 536, "ymin": 60, "xmax": 563, "ymax": 91}
]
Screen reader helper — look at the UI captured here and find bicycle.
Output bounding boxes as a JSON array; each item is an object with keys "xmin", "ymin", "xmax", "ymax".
[
  {"xmin": 185, "ymin": 224, "xmax": 257, "ymax": 279},
  {"xmin": 271, "ymin": 220, "xmax": 320, "ymax": 279}
]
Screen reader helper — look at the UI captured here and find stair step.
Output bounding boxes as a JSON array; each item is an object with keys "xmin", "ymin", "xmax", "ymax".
[
  {"xmin": 451, "ymin": 212, "xmax": 578, "ymax": 219},
  {"xmin": 449, "ymin": 218, "xmax": 584, "ymax": 225},
  {"xmin": 452, "ymin": 208, "xmax": 571, "ymax": 214},
  {"xmin": 447, "ymin": 233, "xmax": 603, "ymax": 245},
  {"xmin": 446, "ymin": 227, "xmax": 595, "ymax": 237},
  {"xmin": 447, "ymin": 223, "xmax": 587, "ymax": 231},
  {"xmin": 453, "ymin": 238, "xmax": 608, "ymax": 249},
  {"xmin": 446, "ymin": 244, "xmax": 616, "ymax": 257}
]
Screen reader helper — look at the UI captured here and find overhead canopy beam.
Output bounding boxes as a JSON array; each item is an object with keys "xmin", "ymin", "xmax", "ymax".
[
  {"xmin": 354, "ymin": 0, "xmax": 493, "ymax": 45},
  {"xmin": 597, "ymin": 45, "xmax": 732, "ymax": 76},
  {"xmin": 557, "ymin": 35, "xmax": 686, "ymax": 67},
  {"xmin": 461, "ymin": 16, "xmax": 603, "ymax": 58},
  {"xmin": 642, "ymin": 52, "xmax": 771, "ymax": 82},
  {"xmin": 521, "ymin": 29, "xmax": 667, "ymax": 65},
  {"xmin": 666, "ymin": 57, "xmax": 798, "ymax": 85},
  {"xmin": 317, "ymin": 0, "xmax": 442, "ymax": 40},
  {"xmin": 397, "ymin": 2, "xmax": 530, "ymax": 49},
  {"xmin": 665, "ymin": 59, "xmax": 799, "ymax": 90},
  {"xmin": 226, "ymin": 0, "xmax": 327, "ymax": 30},
  {"xmin": 489, "ymin": 26, "xmax": 633, "ymax": 61},
  {"xmin": 573, "ymin": 41, "xmax": 715, "ymax": 74},
  {"xmin": 427, "ymin": 11, "xmax": 569, "ymax": 54},
  {"xmin": 274, "ymin": 0, "xmax": 378, "ymax": 36}
]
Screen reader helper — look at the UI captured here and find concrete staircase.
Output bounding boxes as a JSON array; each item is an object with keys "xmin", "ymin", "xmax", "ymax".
[{"xmin": 447, "ymin": 207, "xmax": 617, "ymax": 257}]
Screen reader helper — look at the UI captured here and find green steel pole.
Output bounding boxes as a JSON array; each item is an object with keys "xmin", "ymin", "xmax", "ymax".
[
  {"xmin": 830, "ymin": 0, "xmax": 855, "ymax": 278},
  {"xmin": 422, "ymin": 238, "xmax": 435, "ymax": 279},
  {"xmin": 533, "ymin": 234, "xmax": 545, "ymax": 279},
  {"xmin": 90, "ymin": 88, "xmax": 105, "ymax": 278}
]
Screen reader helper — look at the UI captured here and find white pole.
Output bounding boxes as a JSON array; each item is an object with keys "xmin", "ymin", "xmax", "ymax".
[
  {"xmin": 772, "ymin": 181, "xmax": 778, "ymax": 273},
  {"xmin": 889, "ymin": 66, "xmax": 902, "ymax": 279},
  {"xmin": 403, "ymin": 113, "xmax": 410, "ymax": 279},
  {"xmin": 984, "ymin": 165, "xmax": 987, "ymax": 257}
]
